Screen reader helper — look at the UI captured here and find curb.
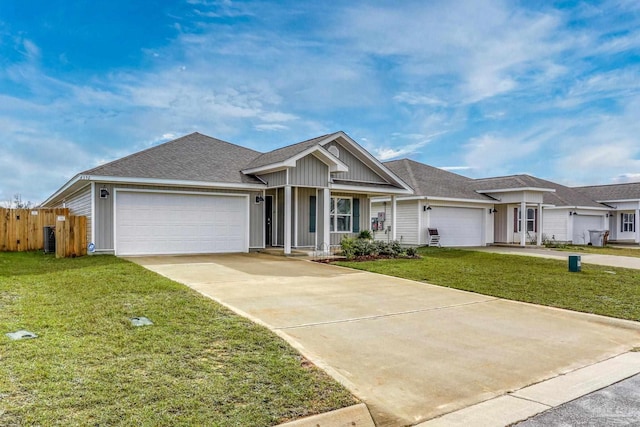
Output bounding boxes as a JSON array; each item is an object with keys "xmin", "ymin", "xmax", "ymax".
[{"xmin": 276, "ymin": 403, "xmax": 375, "ymax": 427}]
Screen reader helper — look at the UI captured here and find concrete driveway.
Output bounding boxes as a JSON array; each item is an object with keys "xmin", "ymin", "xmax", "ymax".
[{"xmin": 130, "ymin": 254, "xmax": 640, "ymax": 426}]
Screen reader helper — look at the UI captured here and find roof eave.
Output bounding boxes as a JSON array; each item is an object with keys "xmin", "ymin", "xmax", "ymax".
[
  {"xmin": 330, "ymin": 183, "xmax": 413, "ymax": 195},
  {"xmin": 476, "ymin": 187, "xmax": 556, "ymax": 194},
  {"xmin": 323, "ymin": 131, "xmax": 414, "ymax": 192},
  {"xmin": 241, "ymin": 145, "xmax": 349, "ymax": 174},
  {"xmin": 43, "ymin": 175, "xmax": 266, "ymax": 205}
]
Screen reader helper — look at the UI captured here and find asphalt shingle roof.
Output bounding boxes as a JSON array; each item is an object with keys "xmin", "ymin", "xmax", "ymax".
[
  {"xmin": 575, "ymin": 182, "xmax": 640, "ymax": 201},
  {"xmin": 243, "ymin": 133, "xmax": 334, "ymax": 170},
  {"xmin": 473, "ymin": 175, "xmax": 604, "ymax": 208},
  {"xmin": 82, "ymin": 133, "xmax": 263, "ymax": 184},
  {"xmin": 383, "ymin": 159, "xmax": 491, "ymax": 201}
]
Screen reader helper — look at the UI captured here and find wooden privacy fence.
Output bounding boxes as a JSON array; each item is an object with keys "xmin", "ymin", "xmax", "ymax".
[{"xmin": 0, "ymin": 208, "xmax": 87, "ymax": 258}]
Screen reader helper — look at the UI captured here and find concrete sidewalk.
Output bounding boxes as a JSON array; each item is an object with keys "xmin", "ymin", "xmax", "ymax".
[
  {"xmin": 471, "ymin": 246, "xmax": 640, "ymax": 270},
  {"xmin": 130, "ymin": 254, "xmax": 640, "ymax": 426}
]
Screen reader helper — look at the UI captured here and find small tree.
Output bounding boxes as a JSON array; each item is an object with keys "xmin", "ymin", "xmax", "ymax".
[{"xmin": 3, "ymin": 194, "xmax": 33, "ymax": 209}]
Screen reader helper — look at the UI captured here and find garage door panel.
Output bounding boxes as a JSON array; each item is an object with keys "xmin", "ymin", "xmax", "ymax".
[
  {"xmin": 115, "ymin": 192, "xmax": 248, "ymax": 256},
  {"xmin": 429, "ymin": 207, "xmax": 483, "ymax": 247}
]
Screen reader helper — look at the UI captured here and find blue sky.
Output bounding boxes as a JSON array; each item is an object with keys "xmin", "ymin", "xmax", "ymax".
[{"xmin": 1, "ymin": 0, "xmax": 640, "ymax": 204}]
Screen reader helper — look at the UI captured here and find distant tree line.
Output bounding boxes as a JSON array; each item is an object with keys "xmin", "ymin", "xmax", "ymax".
[{"xmin": 1, "ymin": 194, "xmax": 34, "ymax": 209}]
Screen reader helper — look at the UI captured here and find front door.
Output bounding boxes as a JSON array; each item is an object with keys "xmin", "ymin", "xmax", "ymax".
[{"xmin": 265, "ymin": 195, "xmax": 273, "ymax": 246}]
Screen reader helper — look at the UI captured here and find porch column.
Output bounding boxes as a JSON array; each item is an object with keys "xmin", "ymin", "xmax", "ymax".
[
  {"xmin": 322, "ymin": 188, "xmax": 331, "ymax": 252},
  {"xmin": 536, "ymin": 203, "xmax": 543, "ymax": 246},
  {"xmin": 520, "ymin": 200, "xmax": 526, "ymax": 247},
  {"xmin": 391, "ymin": 195, "xmax": 397, "ymax": 241},
  {"xmin": 284, "ymin": 185, "xmax": 291, "ymax": 255}
]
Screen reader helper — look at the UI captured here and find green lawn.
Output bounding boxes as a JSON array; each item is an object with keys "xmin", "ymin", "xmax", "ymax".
[
  {"xmin": 337, "ymin": 247, "xmax": 640, "ymax": 322},
  {"xmin": 0, "ymin": 253, "xmax": 355, "ymax": 427},
  {"xmin": 552, "ymin": 245, "xmax": 640, "ymax": 258}
]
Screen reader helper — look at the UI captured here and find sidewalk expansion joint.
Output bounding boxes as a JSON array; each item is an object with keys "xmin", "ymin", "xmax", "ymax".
[
  {"xmin": 274, "ymin": 298, "xmax": 501, "ymax": 330},
  {"xmin": 507, "ymin": 393, "xmax": 552, "ymax": 408}
]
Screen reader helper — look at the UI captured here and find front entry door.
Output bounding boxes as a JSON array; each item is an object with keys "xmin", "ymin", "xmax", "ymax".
[{"xmin": 265, "ymin": 195, "xmax": 273, "ymax": 246}]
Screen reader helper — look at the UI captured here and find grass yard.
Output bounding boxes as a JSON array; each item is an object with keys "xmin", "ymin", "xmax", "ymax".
[
  {"xmin": 553, "ymin": 245, "xmax": 640, "ymax": 258},
  {"xmin": 337, "ymin": 247, "xmax": 640, "ymax": 322},
  {"xmin": 0, "ymin": 253, "xmax": 355, "ymax": 427}
]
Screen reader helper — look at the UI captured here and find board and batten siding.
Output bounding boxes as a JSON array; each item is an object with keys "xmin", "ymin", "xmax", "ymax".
[
  {"xmin": 258, "ymin": 170, "xmax": 287, "ymax": 187},
  {"xmin": 94, "ymin": 183, "xmax": 263, "ymax": 253},
  {"xmin": 329, "ymin": 141, "xmax": 387, "ymax": 184},
  {"xmin": 59, "ymin": 184, "xmax": 92, "ymax": 246},
  {"xmin": 276, "ymin": 187, "xmax": 284, "ymax": 246},
  {"xmin": 290, "ymin": 155, "xmax": 329, "ymax": 187},
  {"xmin": 542, "ymin": 209, "xmax": 568, "ymax": 242},
  {"xmin": 296, "ymin": 187, "xmax": 317, "ymax": 247},
  {"xmin": 248, "ymin": 193, "xmax": 265, "ymax": 248}
]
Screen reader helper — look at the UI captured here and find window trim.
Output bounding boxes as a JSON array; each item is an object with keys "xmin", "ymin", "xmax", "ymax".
[
  {"xmin": 330, "ymin": 196, "xmax": 353, "ymax": 233},
  {"xmin": 517, "ymin": 207, "xmax": 537, "ymax": 233},
  {"xmin": 622, "ymin": 213, "xmax": 635, "ymax": 233}
]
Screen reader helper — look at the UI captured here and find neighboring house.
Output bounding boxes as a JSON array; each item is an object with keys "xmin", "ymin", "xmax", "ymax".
[
  {"xmin": 371, "ymin": 159, "xmax": 496, "ymax": 247},
  {"xmin": 472, "ymin": 175, "xmax": 609, "ymax": 246},
  {"xmin": 576, "ymin": 183, "xmax": 640, "ymax": 244},
  {"xmin": 42, "ymin": 132, "xmax": 412, "ymax": 256},
  {"xmin": 372, "ymin": 162, "xmax": 615, "ymax": 247}
]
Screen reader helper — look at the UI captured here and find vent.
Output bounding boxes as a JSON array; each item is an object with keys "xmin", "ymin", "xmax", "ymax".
[{"xmin": 328, "ymin": 145, "xmax": 340, "ymax": 158}]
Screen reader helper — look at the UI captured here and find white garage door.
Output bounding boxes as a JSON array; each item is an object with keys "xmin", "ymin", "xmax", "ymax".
[
  {"xmin": 429, "ymin": 207, "xmax": 484, "ymax": 246},
  {"xmin": 572, "ymin": 215, "xmax": 603, "ymax": 245},
  {"xmin": 115, "ymin": 191, "xmax": 248, "ymax": 256}
]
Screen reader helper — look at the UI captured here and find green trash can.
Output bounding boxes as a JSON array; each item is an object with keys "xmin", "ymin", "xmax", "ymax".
[{"xmin": 568, "ymin": 255, "xmax": 581, "ymax": 272}]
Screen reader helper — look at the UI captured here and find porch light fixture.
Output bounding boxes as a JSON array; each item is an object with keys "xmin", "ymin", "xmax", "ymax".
[
  {"xmin": 99, "ymin": 186, "xmax": 110, "ymax": 199},
  {"xmin": 255, "ymin": 195, "xmax": 265, "ymax": 203},
  {"xmin": 424, "ymin": 205, "xmax": 432, "ymax": 211},
  {"xmin": 489, "ymin": 208, "xmax": 497, "ymax": 214}
]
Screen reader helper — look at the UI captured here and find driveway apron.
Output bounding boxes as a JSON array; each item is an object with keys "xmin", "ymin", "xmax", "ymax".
[{"xmin": 130, "ymin": 253, "xmax": 640, "ymax": 427}]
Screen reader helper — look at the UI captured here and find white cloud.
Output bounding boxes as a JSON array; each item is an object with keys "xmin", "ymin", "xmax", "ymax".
[
  {"xmin": 394, "ymin": 92, "xmax": 446, "ymax": 106},
  {"xmin": 255, "ymin": 124, "xmax": 288, "ymax": 131}
]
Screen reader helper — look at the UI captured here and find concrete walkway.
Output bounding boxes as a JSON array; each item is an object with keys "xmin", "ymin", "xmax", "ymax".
[
  {"xmin": 471, "ymin": 246, "xmax": 640, "ymax": 270},
  {"xmin": 130, "ymin": 254, "xmax": 640, "ymax": 426}
]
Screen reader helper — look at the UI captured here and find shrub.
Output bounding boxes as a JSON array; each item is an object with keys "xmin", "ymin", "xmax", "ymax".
[
  {"xmin": 340, "ymin": 237, "xmax": 416, "ymax": 260},
  {"xmin": 357, "ymin": 230, "xmax": 373, "ymax": 240}
]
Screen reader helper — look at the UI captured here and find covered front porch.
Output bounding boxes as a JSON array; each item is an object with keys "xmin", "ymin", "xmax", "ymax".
[{"xmin": 264, "ymin": 187, "xmax": 404, "ymax": 254}]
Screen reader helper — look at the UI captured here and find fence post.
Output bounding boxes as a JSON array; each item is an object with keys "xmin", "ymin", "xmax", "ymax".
[{"xmin": 55, "ymin": 216, "xmax": 67, "ymax": 258}]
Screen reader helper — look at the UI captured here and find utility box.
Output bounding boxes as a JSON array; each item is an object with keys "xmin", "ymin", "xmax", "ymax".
[
  {"xmin": 568, "ymin": 255, "xmax": 581, "ymax": 272},
  {"xmin": 43, "ymin": 226, "xmax": 56, "ymax": 254}
]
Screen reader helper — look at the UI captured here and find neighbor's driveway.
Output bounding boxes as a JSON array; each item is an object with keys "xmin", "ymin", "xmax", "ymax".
[
  {"xmin": 130, "ymin": 254, "xmax": 640, "ymax": 427},
  {"xmin": 471, "ymin": 246, "xmax": 640, "ymax": 270}
]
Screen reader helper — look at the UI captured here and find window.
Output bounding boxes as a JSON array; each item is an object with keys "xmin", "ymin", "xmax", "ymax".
[
  {"xmin": 516, "ymin": 208, "xmax": 537, "ymax": 232},
  {"xmin": 622, "ymin": 213, "xmax": 635, "ymax": 233},
  {"xmin": 330, "ymin": 197, "xmax": 352, "ymax": 232}
]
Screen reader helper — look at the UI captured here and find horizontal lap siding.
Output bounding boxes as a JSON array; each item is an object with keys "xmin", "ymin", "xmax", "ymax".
[
  {"xmin": 371, "ymin": 201, "xmax": 391, "ymax": 242},
  {"xmin": 62, "ymin": 185, "xmax": 92, "ymax": 246},
  {"xmin": 397, "ymin": 200, "xmax": 419, "ymax": 245}
]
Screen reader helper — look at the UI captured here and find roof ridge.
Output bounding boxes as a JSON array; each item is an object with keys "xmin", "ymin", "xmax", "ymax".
[
  {"xmin": 82, "ymin": 133, "xmax": 262, "ymax": 175},
  {"xmin": 576, "ymin": 182, "xmax": 640, "ymax": 189},
  {"xmin": 81, "ymin": 132, "xmax": 198, "ymax": 175},
  {"xmin": 402, "ymin": 159, "xmax": 420, "ymax": 192}
]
